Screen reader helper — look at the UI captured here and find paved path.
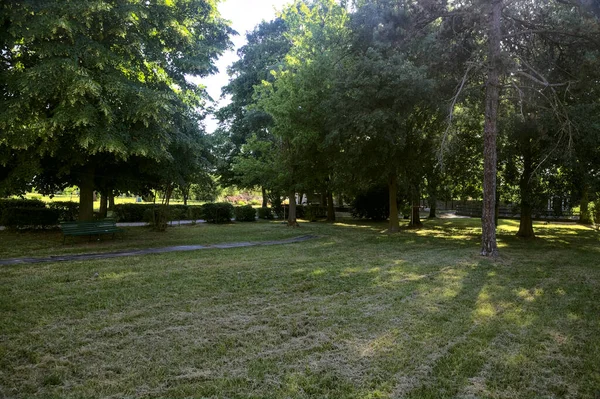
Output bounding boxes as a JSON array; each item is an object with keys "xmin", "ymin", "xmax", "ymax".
[{"xmin": 0, "ymin": 235, "xmax": 318, "ymax": 266}]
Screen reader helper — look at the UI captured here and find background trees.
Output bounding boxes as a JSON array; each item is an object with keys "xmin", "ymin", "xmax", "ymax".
[{"xmin": 0, "ymin": 0, "xmax": 231, "ymax": 220}]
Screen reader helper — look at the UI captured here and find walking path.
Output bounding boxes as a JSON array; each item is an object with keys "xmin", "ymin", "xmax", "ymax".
[{"xmin": 0, "ymin": 235, "xmax": 318, "ymax": 266}]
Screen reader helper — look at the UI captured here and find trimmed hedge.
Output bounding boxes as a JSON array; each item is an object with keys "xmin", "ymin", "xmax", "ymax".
[
  {"xmin": 0, "ymin": 199, "xmax": 46, "ymax": 214},
  {"xmin": 114, "ymin": 204, "xmax": 156, "ymax": 222},
  {"xmin": 234, "ymin": 205, "xmax": 256, "ymax": 222},
  {"xmin": 257, "ymin": 207, "xmax": 274, "ymax": 220},
  {"xmin": 1, "ymin": 207, "xmax": 59, "ymax": 229},
  {"xmin": 48, "ymin": 201, "xmax": 79, "ymax": 221},
  {"xmin": 201, "ymin": 202, "xmax": 233, "ymax": 224},
  {"xmin": 114, "ymin": 203, "xmax": 203, "ymax": 222}
]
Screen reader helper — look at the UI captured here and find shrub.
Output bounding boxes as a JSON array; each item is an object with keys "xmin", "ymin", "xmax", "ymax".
[
  {"xmin": 351, "ymin": 186, "xmax": 390, "ymax": 221},
  {"xmin": 304, "ymin": 205, "xmax": 326, "ymax": 222},
  {"xmin": 0, "ymin": 199, "xmax": 46, "ymax": 214},
  {"xmin": 113, "ymin": 204, "xmax": 156, "ymax": 222},
  {"xmin": 201, "ymin": 202, "xmax": 234, "ymax": 224},
  {"xmin": 234, "ymin": 205, "xmax": 256, "ymax": 222},
  {"xmin": 187, "ymin": 206, "xmax": 204, "ymax": 221},
  {"xmin": 48, "ymin": 201, "xmax": 79, "ymax": 221},
  {"xmin": 143, "ymin": 206, "xmax": 171, "ymax": 231},
  {"xmin": 1, "ymin": 207, "xmax": 60, "ymax": 229},
  {"xmin": 257, "ymin": 207, "xmax": 274, "ymax": 220},
  {"xmin": 250, "ymin": 199, "xmax": 261, "ymax": 206}
]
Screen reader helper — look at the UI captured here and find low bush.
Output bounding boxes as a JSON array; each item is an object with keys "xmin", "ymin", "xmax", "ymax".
[
  {"xmin": 234, "ymin": 205, "xmax": 256, "ymax": 222},
  {"xmin": 0, "ymin": 199, "xmax": 46, "ymax": 214},
  {"xmin": 201, "ymin": 202, "xmax": 234, "ymax": 224},
  {"xmin": 48, "ymin": 201, "xmax": 79, "ymax": 221},
  {"xmin": 187, "ymin": 206, "xmax": 203, "ymax": 221},
  {"xmin": 257, "ymin": 207, "xmax": 274, "ymax": 220},
  {"xmin": 142, "ymin": 206, "xmax": 171, "ymax": 231},
  {"xmin": 113, "ymin": 204, "xmax": 156, "ymax": 222},
  {"xmin": 1, "ymin": 207, "xmax": 60, "ymax": 229},
  {"xmin": 304, "ymin": 205, "xmax": 327, "ymax": 222}
]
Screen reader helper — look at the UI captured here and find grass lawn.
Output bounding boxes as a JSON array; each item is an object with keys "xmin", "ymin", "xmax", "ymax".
[{"xmin": 1, "ymin": 218, "xmax": 599, "ymax": 398}]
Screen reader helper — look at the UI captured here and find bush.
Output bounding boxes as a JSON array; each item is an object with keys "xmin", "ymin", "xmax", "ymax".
[
  {"xmin": 48, "ymin": 201, "xmax": 79, "ymax": 221},
  {"xmin": 257, "ymin": 207, "xmax": 274, "ymax": 220},
  {"xmin": 234, "ymin": 205, "xmax": 256, "ymax": 222},
  {"xmin": 1, "ymin": 207, "xmax": 59, "ymax": 229},
  {"xmin": 113, "ymin": 204, "xmax": 156, "ymax": 222},
  {"xmin": 142, "ymin": 206, "xmax": 171, "ymax": 231},
  {"xmin": 0, "ymin": 199, "xmax": 46, "ymax": 214},
  {"xmin": 304, "ymin": 205, "xmax": 327, "ymax": 222},
  {"xmin": 351, "ymin": 186, "xmax": 390, "ymax": 221},
  {"xmin": 201, "ymin": 202, "xmax": 234, "ymax": 224},
  {"xmin": 250, "ymin": 199, "xmax": 261, "ymax": 206},
  {"xmin": 187, "ymin": 206, "xmax": 203, "ymax": 221}
]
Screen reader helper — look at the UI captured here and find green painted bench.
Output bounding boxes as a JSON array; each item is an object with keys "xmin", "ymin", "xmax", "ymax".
[{"xmin": 60, "ymin": 219, "xmax": 124, "ymax": 243}]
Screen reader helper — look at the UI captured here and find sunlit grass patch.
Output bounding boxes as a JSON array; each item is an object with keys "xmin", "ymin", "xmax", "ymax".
[{"xmin": 0, "ymin": 218, "xmax": 599, "ymax": 398}]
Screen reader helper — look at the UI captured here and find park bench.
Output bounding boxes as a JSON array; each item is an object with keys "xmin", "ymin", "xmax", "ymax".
[{"xmin": 60, "ymin": 219, "xmax": 124, "ymax": 244}]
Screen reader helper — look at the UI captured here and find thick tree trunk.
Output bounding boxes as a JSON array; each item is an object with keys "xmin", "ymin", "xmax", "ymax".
[
  {"xmin": 262, "ymin": 186, "xmax": 268, "ymax": 208},
  {"xmin": 580, "ymin": 183, "xmax": 593, "ymax": 224},
  {"xmin": 517, "ymin": 150, "xmax": 535, "ymax": 238},
  {"xmin": 410, "ymin": 185, "xmax": 422, "ymax": 228},
  {"xmin": 99, "ymin": 193, "xmax": 108, "ymax": 218},
  {"xmin": 287, "ymin": 190, "xmax": 297, "ymax": 226},
  {"xmin": 388, "ymin": 173, "xmax": 399, "ymax": 233},
  {"xmin": 78, "ymin": 165, "xmax": 95, "ymax": 221},
  {"xmin": 428, "ymin": 194, "xmax": 437, "ymax": 218},
  {"xmin": 481, "ymin": 0, "xmax": 502, "ymax": 257},
  {"xmin": 326, "ymin": 190, "xmax": 336, "ymax": 222},
  {"xmin": 108, "ymin": 192, "xmax": 115, "ymax": 211}
]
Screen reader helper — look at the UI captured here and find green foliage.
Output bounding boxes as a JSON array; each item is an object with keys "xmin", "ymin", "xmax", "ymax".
[
  {"xmin": 257, "ymin": 207, "xmax": 274, "ymax": 220},
  {"xmin": 351, "ymin": 186, "xmax": 390, "ymax": 221},
  {"xmin": 234, "ymin": 205, "xmax": 257, "ymax": 222},
  {"xmin": 47, "ymin": 201, "xmax": 79, "ymax": 222},
  {"xmin": 303, "ymin": 205, "xmax": 327, "ymax": 222},
  {"xmin": 0, "ymin": 199, "xmax": 46, "ymax": 214},
  {"xmin": 201, "ymin": 203, "xmax": 234, "ymax": 224},
  {"xmin": 1, "ymin": 208, "xmax": 59, "ymax": 229},
  {"xmin": 114, "ymin": 204, "xmax": 156, "ymax": 222},
  {"xmin": 0, "ymin": 0, "xmax": 232, "ymax": 212}
]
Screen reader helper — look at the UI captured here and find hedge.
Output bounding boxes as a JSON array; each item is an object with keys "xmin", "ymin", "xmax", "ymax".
[
  {"xmin": 48, "ymin": 201, "xmax": 79, "ymax": 221},
  {"xmin": 201, "ymin": 202, "xmax": 233, "ymax": 224},
  {"xmin": 1, "ymin": 207, "xmax": 60, "ymax": 229},
  {"xmin": 234, "ymin": 205, "xmax": 256, "ymax": 222},
  {"xmin": 257, "ymin": 207, "xmax": 274, "ymax": 220},
  {"xmin": 0, "ymin": 199, "xmax": 46, "ymax": 214}
]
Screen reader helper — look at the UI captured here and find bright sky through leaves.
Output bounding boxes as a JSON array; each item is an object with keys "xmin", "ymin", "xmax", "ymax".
[{"xmin": 198, "ymin": 0, "xmax": 291, "ymax": 133}]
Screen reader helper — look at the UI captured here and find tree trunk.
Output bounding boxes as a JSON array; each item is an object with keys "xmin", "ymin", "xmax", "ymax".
[
  {"xmin": 481, "ymin": 0, "xmax": 501, "ymax": 257},
  {"xmin": 580, "ymin": 183, "xmax": 593, "ymax": 224},
  {"xmin": 494, "ymin": 188, "xmax": 500, "ymax": 227},
  {"xmin": 287, "ymin": 190, "xmax": 297, "ymax": 226},
  {"xmin": 410, "ymin": 184, "xmax": 422, "ymax": 228},
  {"xmin": 99, "ymin": 193, "xmax": 108, "ymax": 218},
  {"xmin": 320, "ymin": 192, "xmax": 327, "ymax": 207},
  {"xmin": 326, "ymin": 190, "xmax": 336, "ymax": 222},
  {"xmin": 428, "ymin": 194, "xmax": 437, "ymax": 218},
  {"xmin": 108, "ymin": 192, "xmax": 115, "ymax": 211},
  {"xmin": 78, "ymin": 165, "xmax": 95, "ymax": 221},
  {"xmin": 262, "ymin": 186, "xmax": 268, "ymax": 208},
  {"xmin": 517, "ymin": 149, "xmax": 535, "ymax": 238},
  {"xmin": 337, "ymin": 194, "xmax": 343, "ymax": 207},
  {"xmin": 388, "ymin": 173, "xmax": 399, "ymax": 233}
]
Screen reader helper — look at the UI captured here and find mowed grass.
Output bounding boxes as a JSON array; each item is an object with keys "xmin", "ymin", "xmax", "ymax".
[{"xmin": 0, "ymin": 218, "xmax": 599, "ymax": 398}]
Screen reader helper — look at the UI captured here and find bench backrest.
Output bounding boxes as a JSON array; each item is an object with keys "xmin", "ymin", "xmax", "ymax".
[{"xmin": 60, "ymin": 219, "xmax": 118, "ymax": 233}]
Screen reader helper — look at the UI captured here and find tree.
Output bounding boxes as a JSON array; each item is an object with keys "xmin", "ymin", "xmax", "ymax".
[{"xmin": 0, "ymin": 0, "xmax": 231, "ymax": 220}]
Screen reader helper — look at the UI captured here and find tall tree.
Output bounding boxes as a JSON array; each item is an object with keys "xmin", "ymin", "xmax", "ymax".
[{"xmin": 0, "ymin": 0, "xmax": 231, "ymax": 219}]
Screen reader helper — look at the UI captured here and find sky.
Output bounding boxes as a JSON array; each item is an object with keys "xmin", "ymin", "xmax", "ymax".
[{"xmin": 196, "ymin": 0, "xmax": 292, "ymax": 133}]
